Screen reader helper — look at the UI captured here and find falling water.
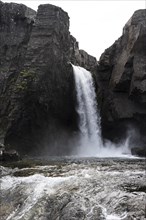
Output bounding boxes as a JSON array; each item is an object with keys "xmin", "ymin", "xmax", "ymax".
[
  {"xmin": 72, "ymin": 64, "xmax": 131, "ymax": 157},
  {"xmin": 72, "ymin": 65, "xmax": 102, "ymax": 156}
]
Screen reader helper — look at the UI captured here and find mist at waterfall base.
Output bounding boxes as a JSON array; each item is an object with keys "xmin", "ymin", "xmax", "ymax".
[{"xmin": 72, "ymin": 65, "xmax": 132, "ymax": 158}]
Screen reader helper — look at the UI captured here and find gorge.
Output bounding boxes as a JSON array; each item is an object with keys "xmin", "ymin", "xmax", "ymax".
[
  {"xmin": 0, "ymin": 2, "xmax": 146, "ymax": 157},
  {"xmin": 0, "ymin": 2, "xmax": 146, "ymax": 220}
]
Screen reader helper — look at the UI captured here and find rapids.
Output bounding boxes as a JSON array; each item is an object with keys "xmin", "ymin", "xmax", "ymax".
[{"xmin": 0, "ymin": 157, "xmax": 145, "ymax": 220}]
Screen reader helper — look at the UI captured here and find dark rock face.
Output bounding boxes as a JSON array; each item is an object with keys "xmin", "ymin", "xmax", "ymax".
[
  {"xmin": 97, "ymin": 9, "xmax": 146, "ymax": 153},
  {"xmin": 0, "ymin": 2, "xmax": 97, "ymax": 155},
  {"xmin": 1, "ymin": 2, "xmax": 145, "ymax": 157},
  {"xmin": 0, "ymin": 2, "xmax": 36, "ymax": 143},
  {"xmin": 69, "ymin": 35, "xmax": 97, "ymax": 72}
]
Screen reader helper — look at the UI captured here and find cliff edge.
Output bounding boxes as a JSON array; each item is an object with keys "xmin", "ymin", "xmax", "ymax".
[
  {"xmin": 0, "ymin": 2, "xmax": 97, "ymax": 155},
  {"xmin": 97, "ymin": 9, "xmax": 146, "ymax": 155}
]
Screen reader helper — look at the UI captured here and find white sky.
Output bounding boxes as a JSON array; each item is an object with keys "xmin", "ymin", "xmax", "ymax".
[{"xmin": 3, "ymin": 0, "xmax": 146, "ymax": 60}]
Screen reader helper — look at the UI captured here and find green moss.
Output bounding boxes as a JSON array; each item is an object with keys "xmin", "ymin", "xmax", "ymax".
[
  {"xmin": 15, "ymin": 81, "xmax": 27, "ymax": 91},
  {"xmin": 20, "ymin": 69, "xmax": 35, "ymax": 79},
  {"xmin": 14, "ymin": 69, "xmax": 36, "ymax": 92}
]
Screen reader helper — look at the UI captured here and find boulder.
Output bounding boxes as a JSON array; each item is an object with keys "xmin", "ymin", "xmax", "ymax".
[
  {"xmin": 0, "ymin": 142, "xmax": 21, "ymax": 161},
  {"xmin": 1, "ymin": 149, "xmax": 21, "ymax": 162},
  {"xmin": 131, "ymin": 147, "xmax": 146, "ymax": 157}
]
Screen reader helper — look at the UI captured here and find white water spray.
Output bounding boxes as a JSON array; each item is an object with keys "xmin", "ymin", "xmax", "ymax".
[
  {"xmin": 72, "ymin": 64, "xmax": 130, "ymax": 157},
  {"xmin": 72, "ymin": 65, "xmax": 102, "ymax": 156}
]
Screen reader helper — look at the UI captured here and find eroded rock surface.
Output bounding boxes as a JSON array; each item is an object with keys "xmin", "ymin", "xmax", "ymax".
[
  {"xmin": 0, "ymin": 2, "xmax": 97, "ymax": 155},
  {"xmin": 0, "ymin": 2, "xmax": 36, "ymax": 143},
  {"xmin": 0, "ymin": 2, "xmax": 145, "ymax": 157},
  {"xmin": 97, "ymin": 9, "xmax": 146, "ymax": 155}
]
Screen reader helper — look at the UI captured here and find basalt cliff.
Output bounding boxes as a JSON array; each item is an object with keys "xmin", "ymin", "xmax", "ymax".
[
  {"xmin": 97, "ymin": 9, "xmax": 146, "ymax": 155},
  {"xmin": 0, "ymin": 2, "xmax": 97, "ymax": 156},
  {"xmin": 0, "ymin": 2, "xmax": 145, "ymax": 156}
]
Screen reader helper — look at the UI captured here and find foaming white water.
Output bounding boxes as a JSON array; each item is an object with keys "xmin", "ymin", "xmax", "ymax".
[
  {"xmin": 72, "ymin": 64, "xmax": 130, "ymax": 157},
  {"xmin": 72, "ymin": 65, "xmax": 102, "ymax": 156},
  {"xmin": 106, "ymin": 213, "xmax": 127, "ymax": 220},
  {"xmin": 98, "ymin": 138, "xmax": 131, "ymax": 158},
  {"xmin": 1, "ymin": 160, "xmax": 145, "ymax": 220},
  {"xmin": 1, "ymin": 174, "xmax": 74, "ymax": 220}
]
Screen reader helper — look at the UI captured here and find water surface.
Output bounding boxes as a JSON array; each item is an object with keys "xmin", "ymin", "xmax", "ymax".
[{"xmin": 1, "ymin": 157, "xmax": 145, "ymax": 220}]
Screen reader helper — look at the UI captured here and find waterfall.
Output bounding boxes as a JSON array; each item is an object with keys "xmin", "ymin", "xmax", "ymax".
[
  {"xmin": 72, "ymin": 65, "xmax": 102, "ymax": 156},
  {"xmin": 72, "ymin": 64, "xmax": 131, "ymax": 157}
]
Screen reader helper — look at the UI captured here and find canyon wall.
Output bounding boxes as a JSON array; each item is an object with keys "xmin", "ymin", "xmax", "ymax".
[
  {"xmin": 0, "ymin": 2, "xmax": 97, "ymax": 155},
  {"xmin": 0, "ymin": 2, "xmax": 145, "ymax": 156},
  {"xmin": 97, "ymin": 9, "xmax": 146, "ymax": 154}
]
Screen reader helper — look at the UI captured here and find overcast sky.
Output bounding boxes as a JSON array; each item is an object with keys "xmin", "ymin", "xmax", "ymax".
[{"xmin": 3, "ymin": 0, "xmax": 146, "ymax": 60}]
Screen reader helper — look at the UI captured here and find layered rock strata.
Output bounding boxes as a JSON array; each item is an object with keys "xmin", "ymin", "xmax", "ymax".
[
  {"xmin": 97, "ymin": 9, "xmax": 146, "ymax": 153},
  {"xmin": 0, "ymin": 2, "xmax": 97, "ymax": 155}
]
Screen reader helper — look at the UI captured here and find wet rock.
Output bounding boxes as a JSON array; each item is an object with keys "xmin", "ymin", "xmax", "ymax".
[
  {"xmin": 0, "ymin": 142, "xmax": 21, "ymax": 162},
  {"xmin": 1, "ymin": 149, "xmax": 21, "ymax": 162},
  {"xmin": 0, "ymin": 142, "xmax": 20, "ymax": 162},
  {"xmin": 131, "ymin": 147, "xmax": 146, "ymax": 157},
  {"xmin": 0, "ymin": 143, "xmax": 5, "ymax": 161}
]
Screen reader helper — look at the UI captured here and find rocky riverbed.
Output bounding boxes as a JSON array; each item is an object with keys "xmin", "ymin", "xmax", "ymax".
[{"xmin": 0, "ymin": 157, "xmax": 145, "ymax": 220}]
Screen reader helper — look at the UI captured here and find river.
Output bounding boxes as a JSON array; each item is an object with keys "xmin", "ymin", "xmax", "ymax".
[{"xmin": 1, "ymin": 157, "xmax": 145, "ymax": 220}]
